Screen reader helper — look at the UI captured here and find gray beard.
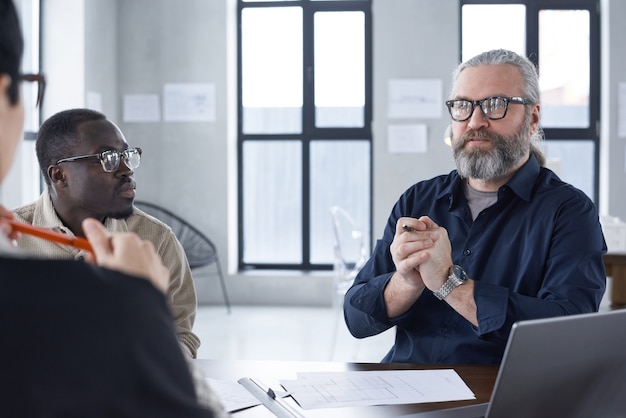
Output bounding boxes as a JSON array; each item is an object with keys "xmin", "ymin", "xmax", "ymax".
[{"xmin": 452, "ymin": 119, "xmax": 531, "ymax": 181}]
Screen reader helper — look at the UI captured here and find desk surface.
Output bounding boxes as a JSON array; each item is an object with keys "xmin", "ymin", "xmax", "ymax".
[
  {"xmin": 195, "ymin": 359, "xmax": 498, "ymax": 417},
  {"xmin": 603, "ymin": 253, "xmax": 626, "ymax": 307}
]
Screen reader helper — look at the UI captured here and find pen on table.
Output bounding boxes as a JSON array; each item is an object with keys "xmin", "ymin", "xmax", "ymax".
[{"xmin": 0, "ymin": 217, "xmax": 93, "ymax": 253}]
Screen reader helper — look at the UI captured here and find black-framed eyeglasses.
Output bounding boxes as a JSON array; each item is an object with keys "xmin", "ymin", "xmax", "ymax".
[
  {"xmin": 445, "ymin": 96, "xmax": 531, "ymax": 122},
  {"xmin": 56, "ymin": 148, "xmax": 142, "ymax": 173},
  {"xmin": 19, "ymin": 73, "xmax": 46, "ymax": 107}
]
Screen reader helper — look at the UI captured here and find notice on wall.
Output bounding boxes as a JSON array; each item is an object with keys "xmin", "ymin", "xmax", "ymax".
[
  {"xmin": 163, "ymin": 83, "xmax": 216, "ymax": 122},
  {"xmin": 388, "ymin": 124, "xmax": 428, "ymax": 154},
  {"xmin": 388, "ymin": 78, "xmax": 442, "ymax": 119},
  {"xmin": 123, "ymin": 94, "xmax": 161, "ymax": 122}
]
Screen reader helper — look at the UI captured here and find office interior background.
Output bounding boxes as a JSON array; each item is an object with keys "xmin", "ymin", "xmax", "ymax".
[{"xmin": 2, "ymin": 0, "xmax": 625, "ymax": 309}]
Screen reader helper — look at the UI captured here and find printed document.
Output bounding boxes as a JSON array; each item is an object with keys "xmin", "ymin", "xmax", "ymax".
[{"xmin": 280, "ymin": 369, "xmax": 475, "ymax": 409}]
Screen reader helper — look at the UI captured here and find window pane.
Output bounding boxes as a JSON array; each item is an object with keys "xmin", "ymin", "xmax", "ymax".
[
  {"xmin": 314, "ymin": 11, "xmax": 365, "ymax": 128},
  {"xmin": 461, "ymin": 5, "xmax": 525, "ymax": 62},
  {"xmin": 310, "ymin": 140, "xmax": 370, "ymax": 264},
  {"xmin": 243, "ymin": 141, "xmax": 302, "ymax": 263},
  {"xmin": 242, "ymin": 7, "xmax": 303, "ymax": 134},
  {"xmin": 543, "ymin": 140, "xmax": 594, "ymax": 201},
  {"xmin": 539, "ymin": 10, "xmax": 590, "ymax": 128}
]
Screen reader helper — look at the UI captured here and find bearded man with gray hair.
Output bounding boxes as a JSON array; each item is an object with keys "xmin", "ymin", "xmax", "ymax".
[{"xmin": 344, "ymin": 49, "xmax": 606, "ymax": 365}]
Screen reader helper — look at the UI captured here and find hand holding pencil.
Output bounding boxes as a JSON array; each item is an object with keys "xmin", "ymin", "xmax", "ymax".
[
  {"xmin": 82, "ymin": 218, "xmax": 170, "ymax": 293},
  {"xmin": 0, "ymin": 211, "xmax": 169, "ymax": 293},
  {"xmin": 0, "ymin": 210, "xmax": 92, "ymax": 253},
  {"xmin": 0, "ymin": 205, "xmax": 20, "ymax": 243}
]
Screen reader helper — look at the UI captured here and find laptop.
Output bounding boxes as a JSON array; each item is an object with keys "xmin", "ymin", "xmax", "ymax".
[{"xmin": 400, "ymin": 309, "xmax": 626, "ymax": 418}]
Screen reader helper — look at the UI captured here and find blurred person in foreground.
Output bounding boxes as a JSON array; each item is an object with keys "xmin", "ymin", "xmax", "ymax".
[
  {"xmin": 0, "ymin": 1, "xmax": 226, "ymax": 416},
  {"xmin": 344, "ymin": 49, "xmax": 606, "ymax": 365}
]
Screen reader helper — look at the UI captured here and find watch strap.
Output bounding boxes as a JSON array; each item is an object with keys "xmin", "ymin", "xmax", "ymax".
[{"xmin": 433, "ymin": 265, "xmax": 466, "ymax": 300}]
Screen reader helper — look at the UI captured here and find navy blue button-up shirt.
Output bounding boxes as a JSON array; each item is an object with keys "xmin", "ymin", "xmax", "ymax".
[{"xmin": 344, "ymin": 155, "xmax": 607, "ymax": 364}]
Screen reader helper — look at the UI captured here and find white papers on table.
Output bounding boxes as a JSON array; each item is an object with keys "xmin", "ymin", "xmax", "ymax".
[
  {"xmin": 280, "ymin": 369, "xmax": 475, "ymax": 410},
  {"xmin": 206, "ymin": 378, "xmax": 260, "ymax": 412},
  {"xmin": 206, "ymin": 378, "xmax": 291, "ymax": 413}
]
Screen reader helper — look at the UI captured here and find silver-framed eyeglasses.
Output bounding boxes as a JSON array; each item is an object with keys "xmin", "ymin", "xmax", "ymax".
[
  {"xmin": 445, "ymin": 96, "xmax": 531, "ymax": 122},
  {"xmin": 56, "ymin": 147, "xmax": 142, "ymax": 173}
]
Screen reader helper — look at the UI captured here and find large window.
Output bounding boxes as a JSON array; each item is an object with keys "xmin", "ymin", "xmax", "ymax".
[
  {"xmin": 461, "ymin": 0, "xmax": 600, "ymax": 204},
  {"xmin": 238, "ymin": 0, "xmax": 372, "ymax": 270}
]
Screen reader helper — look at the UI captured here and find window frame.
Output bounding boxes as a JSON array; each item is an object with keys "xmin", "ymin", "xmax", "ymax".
[{"xmin": 236, "ymin": 0, "xmax": 373, "ymax": 271}]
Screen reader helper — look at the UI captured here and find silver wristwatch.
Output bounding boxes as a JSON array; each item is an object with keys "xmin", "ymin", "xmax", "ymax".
[{"xmin": 433, "ymin": 265, "xmax": 468, "ymax": 300}]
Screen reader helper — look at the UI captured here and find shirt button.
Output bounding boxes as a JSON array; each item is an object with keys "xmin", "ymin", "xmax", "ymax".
[{"xmin": 463, "ymin": 249, "xmax": 471, "ymax": 256}]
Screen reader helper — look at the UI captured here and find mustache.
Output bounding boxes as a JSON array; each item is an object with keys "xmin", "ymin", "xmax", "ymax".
[
  {"xmin": 115, "ymin": 178, "xmax": 136, "ymax": 191},
  {"xmin": 458, "ymin": 130, "xmax": 493, "ymax": 144},
  {"xmin": 453, "ymin": 130, "xmax": 495, "ymax": 150}
]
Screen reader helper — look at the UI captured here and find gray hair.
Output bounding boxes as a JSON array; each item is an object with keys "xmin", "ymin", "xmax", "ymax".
[{"xmin": 451, "ymin": 49, "xmax": 546, "ymax": 166}]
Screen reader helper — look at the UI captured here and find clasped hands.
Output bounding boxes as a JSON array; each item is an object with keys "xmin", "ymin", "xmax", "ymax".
[{"xmin": 391, "ymin": 216, "xmax": 452, "ymax": 293}]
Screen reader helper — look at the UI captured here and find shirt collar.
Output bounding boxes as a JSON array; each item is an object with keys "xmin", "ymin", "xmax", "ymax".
[
  {"xmin": 34, "ymin": 189, "xmax": 130, "ymax": 235},
  {"xmin": 105, "ymin": 216, "xmax": 130, "ymax": 233},
  {"xmin": 503, "ymin": 154, "xmax": 540, "ymax": 202},
  {"xmin": 435, "ymin": 154, "xmax": 541, "ymax": 206},
  {"xmin": 34, "ymin": 189, "xmax": 74, "ymax": 235}
]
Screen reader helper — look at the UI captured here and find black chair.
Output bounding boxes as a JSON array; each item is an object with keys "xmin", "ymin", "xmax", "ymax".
[{"xmin": 134, "ymin": 201, "xmax": 231, "ymax": 313}]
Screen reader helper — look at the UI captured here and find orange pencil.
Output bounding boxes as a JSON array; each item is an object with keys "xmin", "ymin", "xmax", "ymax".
[{"xmin": 1, "ymin": 217, "xmax": 93, "ymax": 253}]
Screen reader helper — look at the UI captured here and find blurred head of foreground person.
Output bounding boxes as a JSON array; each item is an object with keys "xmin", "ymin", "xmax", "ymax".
[{"xmin": 0, "ymin": 1, "xmax": 225, "ymax": 416}]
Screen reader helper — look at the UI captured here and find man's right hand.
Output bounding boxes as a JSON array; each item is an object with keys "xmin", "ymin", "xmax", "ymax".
[
  {"xmin": 383, "ymin": 217, "xmax": 439, "ymax": 318},
  {"xmin": 82, "ymin": 218, "xmax": 170, "ymax": 293},
  {"xmin": 390, "ymin": 216, "xmax": 439, "ymax": 286}
]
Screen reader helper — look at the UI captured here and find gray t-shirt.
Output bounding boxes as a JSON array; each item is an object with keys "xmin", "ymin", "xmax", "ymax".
[{"xmin": 464, "ymin": 182, "xmax": 498, "ymax": 221}]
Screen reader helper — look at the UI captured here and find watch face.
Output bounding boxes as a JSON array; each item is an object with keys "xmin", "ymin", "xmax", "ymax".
[{"xmin": 451, "ymin": 265, "xmax": 467, "ymax": 282}]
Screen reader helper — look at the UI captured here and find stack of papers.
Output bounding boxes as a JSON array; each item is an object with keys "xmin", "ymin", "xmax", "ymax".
[
  {"xmin": 280, "ymin": 369, "xmax": 475, "ymax": 409},
  {"xmin": 208, "ymin": 369, "xmax": 475, "ymax": 412}
]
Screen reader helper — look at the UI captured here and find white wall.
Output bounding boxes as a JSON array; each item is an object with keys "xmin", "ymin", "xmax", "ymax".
[
  {"xmin": 37, "ymin": 0, "xmax": 625, "ymax": 306},
  {"xmin": 371, "ymin": 0, "xmax": 458, "ymax": 237}
]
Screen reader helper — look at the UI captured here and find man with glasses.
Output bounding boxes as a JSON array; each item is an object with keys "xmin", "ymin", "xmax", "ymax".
[
  {"xmin": 13, "ymin": 108, "xmax": 201, "ymax": 359},
  {"xmin": 344, "ymin": 49, "xmax": 606, "ymax": 365}
]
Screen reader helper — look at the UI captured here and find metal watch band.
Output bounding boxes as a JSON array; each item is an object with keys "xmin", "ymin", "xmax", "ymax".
[
  {"xmin": 433, "ymin": 265, "xmax": 466, "ymax": 300},
  {"xmin": 433, "ymin": 278, "xmax": 458, "ymax": 300}
]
